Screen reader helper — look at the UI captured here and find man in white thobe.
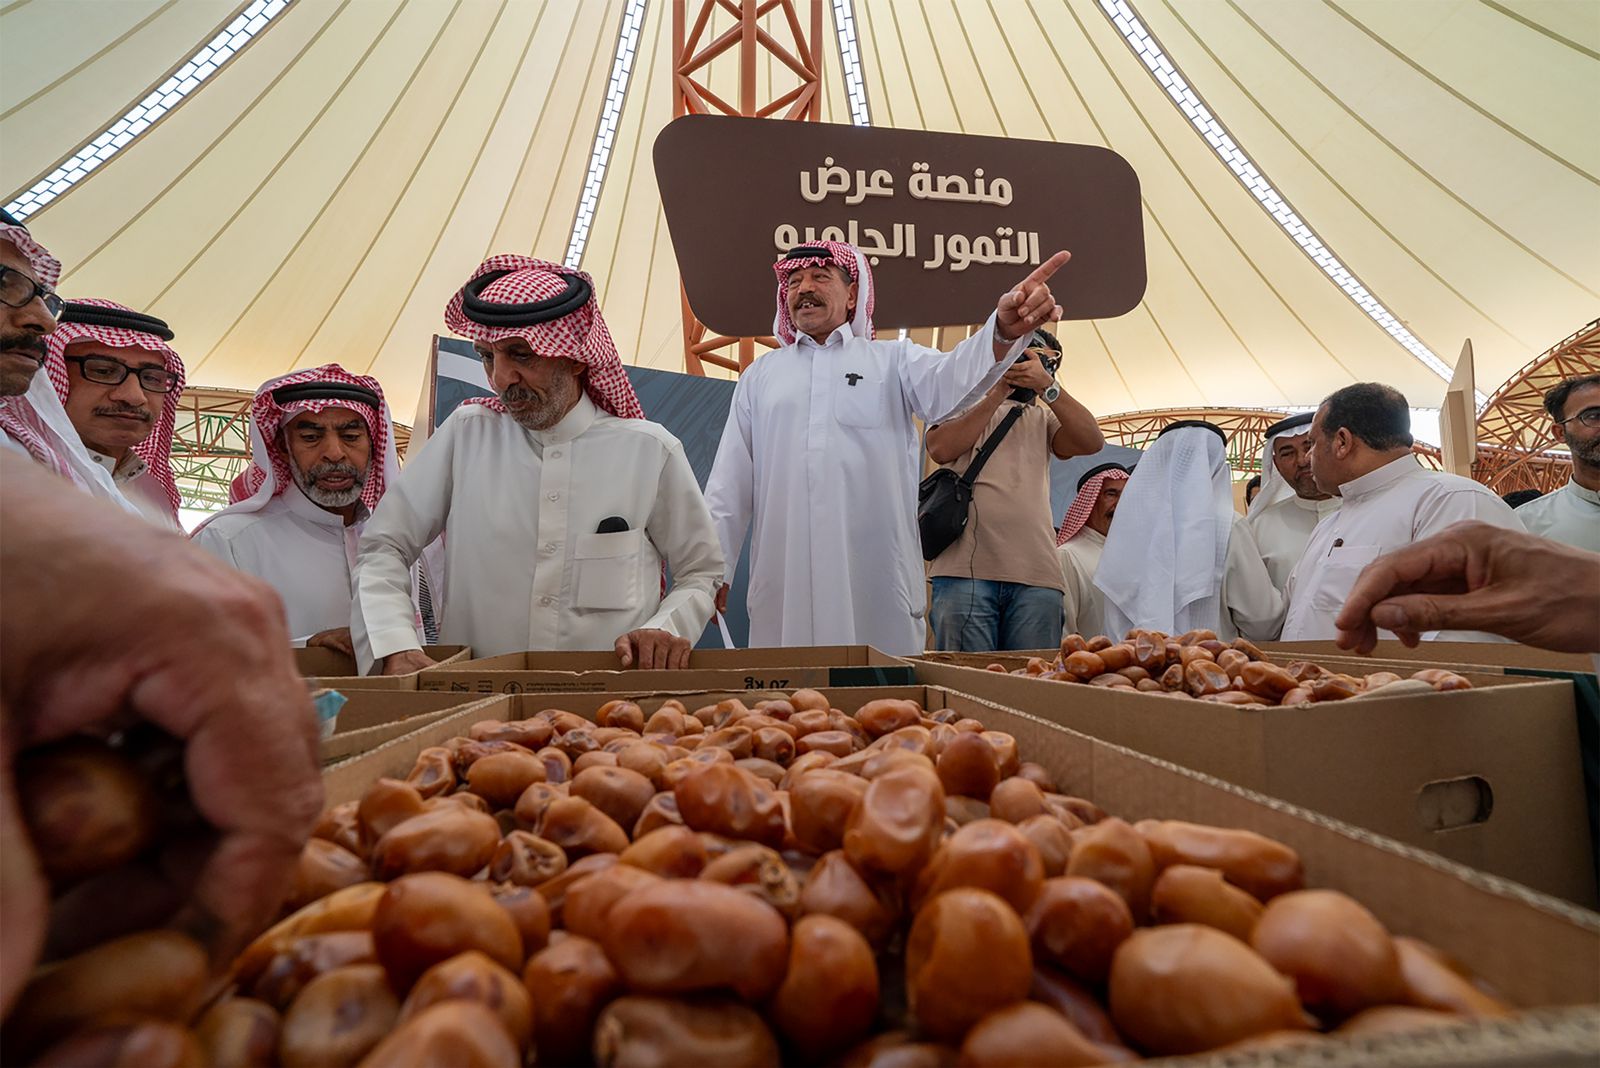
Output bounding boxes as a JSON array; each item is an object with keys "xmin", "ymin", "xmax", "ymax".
[
  {"xmin": 1517, "ymin": 374, "xmax": 1599, "ymax": 552},
  {"xmin": 1282, "ymin": 382, "xmax": 1525, "ymax": 641},
  {"xmin": 46, "ymin": 299, "xmax": 186, "ymax": 529},
  {"xmin": 704, "ymin": 240, "xmax": 1072, "ymax": 656},
  {"xmin": 1243, "ymin": 411, "xmax": 1340, "ymax": 593},
  {"xmin": 1056, "ymin": 462, "xmax": 1128, "ymax": 639},
  {"xmin": 0, "ymin": 213, "xmax": 141, "ymax": 515},
  {"xmin": 354, "ymin": 255, "xmax": 724, "ymax": 674},
  {"xmin": 1094, "ymin": 420, "xmax": 1283, "ymax": 640},
  {"xmin": 194, "ymin": 365, "xmax": 418, "ymax": 655}
]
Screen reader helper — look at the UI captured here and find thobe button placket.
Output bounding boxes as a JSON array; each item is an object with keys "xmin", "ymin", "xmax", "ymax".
[{"xmin": 531, "ymin": 433, "xmax": 573, "ymax": 650}]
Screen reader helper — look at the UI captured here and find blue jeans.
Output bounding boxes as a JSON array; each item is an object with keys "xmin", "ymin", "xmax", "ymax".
[{"xmin": 929, "ymin": 578, "xmax": 1064, "ymax": 653}]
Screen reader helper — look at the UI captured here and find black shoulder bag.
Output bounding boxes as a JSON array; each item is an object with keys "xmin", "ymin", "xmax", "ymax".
[{"xmin": 916, "ymin": 404, "xmax": 1026, "ymax": 561}]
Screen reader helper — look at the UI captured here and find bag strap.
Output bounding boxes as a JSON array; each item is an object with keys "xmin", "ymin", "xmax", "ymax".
[{"xmin": 958, "ymin": 404, "xmax": 1027, "ymax": 486}]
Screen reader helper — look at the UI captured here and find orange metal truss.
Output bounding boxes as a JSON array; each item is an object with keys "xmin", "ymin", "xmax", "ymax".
[
  {"xmin": 673, "ymin": 0, "xmax": 824, "ymax": 376},
  {"xmin": 1468, "ymin": 319, "xmax": 1594, "ymax": 493}
]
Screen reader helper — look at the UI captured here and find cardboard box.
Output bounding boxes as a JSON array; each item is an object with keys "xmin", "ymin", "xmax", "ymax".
[
  {"xmin": 908, "ymin": 652, "xmax": 1594, "ymax": 907},
  {"xmin": 316, "ymin": 689, "xmax": 509, "ymax": 763},
  {"xmin": 295, "ymin": 645, "xmax": 472, "ymax": 692},
  {"xmin": 1264, "ymin": 640, "xmax": 1595, "ymax": 676},
  {"xmin": 416, "ymin": 645, "xmax": 913, "ymax": 695},
  {"xmin": 322, "ymin": 684, "xmax": 1599, "ymax": 1065}
]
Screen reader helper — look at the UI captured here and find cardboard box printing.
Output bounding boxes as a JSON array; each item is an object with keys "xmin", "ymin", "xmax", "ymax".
[
  {"xmin": 907, "ymin": 652, "xmax": 1594, "ymax": 907},
  {"xmin": 322, "ymin": 683, "xmax": 1600, "ymax": 1067},
  {"xmin": 416, "ymin": 645, "xmax": 913, "ymax": 695},
  {"xmin": 294, "ymin": 644, "xmax": 472, "ymax": 692}
]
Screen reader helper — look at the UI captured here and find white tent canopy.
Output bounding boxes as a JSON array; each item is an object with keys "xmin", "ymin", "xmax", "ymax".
[{"xmin": 3, "ymin": 0, "xmax": 1595, "ymax": 421}]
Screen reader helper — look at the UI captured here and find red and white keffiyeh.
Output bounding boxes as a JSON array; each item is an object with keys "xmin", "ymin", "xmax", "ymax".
[
  {"xmin": 444, "ymin": 255, "xmax": 643, "ymax": 421},
  {"xmin": 0, "ymin": 221, "xmax": 62, "ymax": 288},
  {"xmin": 772, "ymin": 240, "xmax": 875, "ymax": 346},
  {"xmin": 1056, "ymin": 464, "xmax": 1130, "ymax": 546},
  {"xmin": 192, "ymin": 364, "xmax": 395, "ymax": 535},
  {"xmin": 42, "ymin": 299, "xmax": 186, "ymax": 520}
]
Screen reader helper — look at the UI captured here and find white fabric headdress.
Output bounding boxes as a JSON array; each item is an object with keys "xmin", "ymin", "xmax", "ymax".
[{"xmin": 1094, "ymin": 423, "xmax": 1235, "ymax": 637}]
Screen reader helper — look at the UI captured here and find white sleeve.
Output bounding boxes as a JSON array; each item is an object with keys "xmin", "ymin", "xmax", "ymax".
[
  {"xmin": 896, "ymin": 311, "xmax": 1030, "ymax": 425},
  {"xmin": 1415, "ymin": 488, "xmax": 1526, "ymax": 537},
  {"xmin": 190, "ymin": 523, "xmax": 239, "ymax": 568},
  {"xmin": 1058, "ymin": 545, "xmax": 1083, "ymax": 636},
  {"xmin": 352, "ymin": 424, "xmax": 456, "ymax": 672},
  {"xmin": 703, "ymin": 376, "xmax": 755, "ymax": 586},
  {"xmin": 1223, "ymin": 520, "xmax": 1287, "ymax": 642},
  {"xmin": 640, "ymin": 441, "xmax": 725, "ymax": 641}
]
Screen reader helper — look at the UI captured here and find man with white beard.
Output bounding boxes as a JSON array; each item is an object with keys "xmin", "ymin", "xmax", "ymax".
[
  {"xmin": 352, "ymin": 255, "xmax": 723, "ymax": 672},
  {"xmin": 193, "ymin": 365, "xmax": 421, "ymax": 655}
]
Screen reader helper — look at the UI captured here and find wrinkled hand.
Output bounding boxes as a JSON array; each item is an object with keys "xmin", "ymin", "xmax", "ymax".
[
  {"xmin": 1334, "ymin": 520, "xmax": 1600, "ymax": 655},
  {"xmin": 615, "ymin": 628, "xmax": 692, "ymax": 670},
  {"xmin": 306, "ymin": 627, "xmax": 354, "ymax": 658},
  {"xmin": 997, "ymin": 250, "xmax": 1070, "ymax": 341},
  {"xmin": 1002, "ymin": 354, "xmax": 1055, "ymax": 393},
  {"xmin": 0, "ymin": 456, "xmax": 322, "ymax": 1012},
  {"xmin": 381, "ymin": 649, "xmax": 436, "ymax": 677}
]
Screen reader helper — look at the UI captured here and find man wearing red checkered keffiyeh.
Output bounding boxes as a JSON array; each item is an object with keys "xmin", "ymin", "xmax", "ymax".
[
  {"xmin": 350, "ymin": 255, "xmax": 724, "ymax": 675},
  {"xmin": 1055, "ymin": 462, "xmax": 1128, "ymax": 640},
  {"xmin": 0, "ymin": 213, "xmax": 147, "ymax": 516},
  {"xmin": 193, "ymin": 365, "xmax": 430, "ymax": 654},
  {"xmin": 44, "ymin": 299, "xmax": 186, "ymax": 528},
  {"xmin": 703, "ymin": 241, "xmax": 1074, "ymax": 655}
]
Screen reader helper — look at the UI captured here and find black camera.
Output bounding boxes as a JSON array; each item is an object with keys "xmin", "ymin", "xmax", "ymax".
[{"xmin": 1007, "ymin": 333, "xmax": 1063, "ymax": 404}]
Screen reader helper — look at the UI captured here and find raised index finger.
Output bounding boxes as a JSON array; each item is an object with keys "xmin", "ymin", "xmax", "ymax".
[{"xmin": 1020, "ymin": 250, "xmax": 1072, "ymax": 288}]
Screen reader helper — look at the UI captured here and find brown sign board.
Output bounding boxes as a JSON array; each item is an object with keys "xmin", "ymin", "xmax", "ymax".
[{"xmin": 653, "ymin": 115, "xmax": 1146, "ymax": 336}]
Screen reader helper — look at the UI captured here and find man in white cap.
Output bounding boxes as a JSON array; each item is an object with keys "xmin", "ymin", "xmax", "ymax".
[
  {"xmin": 354, "ymin": 255, "xmax": 724, "ymax": 673},
  {"xmin": 705, "ymin": 241, "xmax": 1071, "ymax": 655},
  {"xmin": 1242, "ymin": 411, "xmax": 1339, "ymax": 595},
  {"xmin": 1282, "ymin": 382, "xmax": 1522, "ymax": 641},
  {"xmin": 45, "ymin": 299, "xmax": 186, "ymax": 529},
  {"xmin": 1055, "ymin": 462, "xmax": 1129, "ymax": 639},
  {"xmin": 1517, "ymin": 374, "xmax": 1599, "ymax": 552},
  {"xmin": 194, "ymin": 364, "xmax": 416, "ymax": 655},
  {"xmin": 1094, "ymin": 420, "xmax": 1284, "ymax": 640}
]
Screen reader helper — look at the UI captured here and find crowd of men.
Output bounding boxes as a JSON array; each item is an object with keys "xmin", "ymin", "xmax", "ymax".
[
  {"xmin": 5, "ymin": 209, "xmax": 1599, "ymax": 1016},
  {"xmin": 3, "ymin": 214, "xmax": 1597, "ymax": 670}
]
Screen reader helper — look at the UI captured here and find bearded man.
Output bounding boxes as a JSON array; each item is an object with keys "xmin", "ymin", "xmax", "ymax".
[
  {"xmin": 1517, "ymin": 374, "xmax": 1599, "ymax": 552},
  {"xmin": 45, "ymin": 299, "xmax": 186, "ymax": 528},
  {"xmin": 1242, "ymin": 411, "xmax": 1339, "ymax": 593},
  {"xmin": 352, "ymin": 256, "xmax": 723, "ymax": 672},
  {"xmin": 1055, "ymin": 462, "xmax": 1129, "ymax": 639},
  {"xmin": 0, "ymin": 210, "xmax": 141, "ymax": 512},
  {"xmin": 193, "ymin": 365, "xmax": 419, "ymax": 655},
  {"xmin": 705, "ymin": 241, "xmax": 1071, "ymax": 655}
]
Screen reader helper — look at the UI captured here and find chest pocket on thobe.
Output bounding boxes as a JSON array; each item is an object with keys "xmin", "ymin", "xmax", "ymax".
[
  {"xmin": 574, "ymin": 529, "xmax": 645, "ymax": 611},
  {"xmin": 1309, "ymin": 543, "xmax": 1382, "ymax": 614},
  {"xmin": 832, "ymin": 363, "xmax": 889, "ymax": 427}
]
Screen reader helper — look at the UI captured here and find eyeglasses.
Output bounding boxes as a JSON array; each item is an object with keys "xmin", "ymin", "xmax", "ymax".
[
  {"xmin": 0, "ymin": 266, "xmax": 63, "ymax": 318},
  {"xmin": 65, "ymin": 354, "xmax": 180, "ymax": 394},
  {"xmin": 1557, "ymin": 406, "xmax": 1600, "ymax": 429}
]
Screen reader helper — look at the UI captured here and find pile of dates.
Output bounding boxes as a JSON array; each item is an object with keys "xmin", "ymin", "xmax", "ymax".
[
  {"xmin": 992, "ymin": 629, "xmax": 1473, "ymax": 707},
  {"xmin": 8, "ymin": 690, "xmax": 1511, "ymax": 1066}
]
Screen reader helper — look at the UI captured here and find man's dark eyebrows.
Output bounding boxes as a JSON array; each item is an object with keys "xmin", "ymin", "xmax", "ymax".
[{"xmin": 334, "ymin": 419, "xmax": 365, "ymax": 431}]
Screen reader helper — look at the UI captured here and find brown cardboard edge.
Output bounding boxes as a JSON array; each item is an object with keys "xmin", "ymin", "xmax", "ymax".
[
  {"xmin": 1156, "ymin": 1006, "xmax": 1599, "ymax": 1067},
  {"xmin": 318, "ymin": 694, "xmax": 511, "ymax": 763}
]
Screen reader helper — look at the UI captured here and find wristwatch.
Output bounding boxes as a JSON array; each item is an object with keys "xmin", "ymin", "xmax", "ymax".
[{"xmin": 1042, "ymin": 382, "xmax": 1061, "ymax": 403}]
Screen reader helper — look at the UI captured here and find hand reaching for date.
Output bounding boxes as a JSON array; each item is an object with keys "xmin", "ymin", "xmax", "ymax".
[{"xmin": 0, "ymin": 455, "xmax": 323, "ymax": 1013}]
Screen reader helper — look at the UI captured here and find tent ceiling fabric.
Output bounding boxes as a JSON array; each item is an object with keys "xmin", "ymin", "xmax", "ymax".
[{"xmin": 3, "ymin": 0, "xmax": 1595, "ymax": 423}]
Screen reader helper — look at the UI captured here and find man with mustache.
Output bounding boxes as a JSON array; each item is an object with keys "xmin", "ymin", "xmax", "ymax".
[
  {"xmin": 352, "ymin": 256, "xmax": 723, "ymax": 672},
  {"xmin": 1515, "ymin": 374, "xmax": 1600, "ymax": 552},
  {"xmin": 45, "ymin": 299, "xmax": 186, "ymax": 528},
  {"xmin": 705, "ymin": 241, "xmax": 1070, "ymax": 655},
  {"xmin": 194, "ymin": 365, "xmax": 423, "ymax": 656},
  {"xmin": 1242, "ymin": 411, "xmax": 1340, "ymax": 597},
  {"xmin": 1055, "ymin": 462, "xmax": 1129, "ymax": 639}
]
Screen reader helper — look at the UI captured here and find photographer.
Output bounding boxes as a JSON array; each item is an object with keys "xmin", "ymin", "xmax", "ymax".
[{"xmin": 924, "ymin": 331, "xmax": 1103, "ymax": 651}]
